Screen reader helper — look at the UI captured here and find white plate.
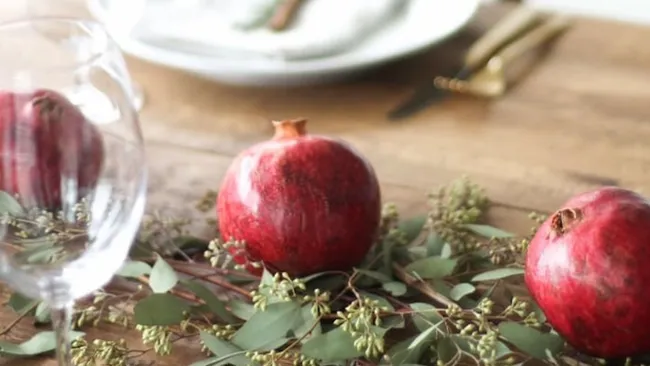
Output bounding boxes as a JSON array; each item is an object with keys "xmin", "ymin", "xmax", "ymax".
[{"xmin": 88, "ymin": 0, "xmax": 480, "ymax": 87}]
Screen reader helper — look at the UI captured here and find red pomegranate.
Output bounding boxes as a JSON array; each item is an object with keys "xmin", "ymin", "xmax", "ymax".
[
  {"xmin": 0, "ymin": 89, "xmax": 104, "ymax": 209},
  {"xmin": 216, "ymin": 118, "xmax": 381, "ymax": 277},
  {"xmin": 525, "ymin": 187, "xmax": 650, "ymax": 358}
]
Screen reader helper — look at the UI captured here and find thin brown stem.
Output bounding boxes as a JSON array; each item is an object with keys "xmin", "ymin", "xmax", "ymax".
[
  {"xmin": 173, "ymin": 266, "xmax": 253, "ymax": 300},
  {"xmin": 278, "ymin": 315, "xmax": 323, "ymax": 358},
  {"xmin": 136, "ymin": 276, "xmax": 200, "ymax": 303},
  {"xmin": 127, "ymin": 334, "xmax": 195, "ymax": 360},
  {"xmin": 166, "ymin": 259, "xmax": 259, "ymax": 280},
  {"xmin": 0, "ymin": 301, "xmax": 38, "ymax": 336},
  {"xmin": 392, "ymin": 263, "xmax": 455, "ymax": 308}
]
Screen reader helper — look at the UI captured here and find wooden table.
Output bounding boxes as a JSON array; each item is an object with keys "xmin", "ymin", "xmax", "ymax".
[{"xmin": 3, "ymin": 1, "xmax": 650, "ymax": 364}]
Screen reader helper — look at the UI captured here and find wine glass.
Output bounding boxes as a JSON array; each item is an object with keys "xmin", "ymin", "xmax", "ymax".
[
  {"xmin": 84, "ymin": 0, "xmax": 147, "ymax": 112},
  {"xmin": 26, "ymin": 0, "xmax": 147, "ymax": 111},
  {"xmin": 0, "ymin": 17, "xmax": 147, "ymax": 365}
]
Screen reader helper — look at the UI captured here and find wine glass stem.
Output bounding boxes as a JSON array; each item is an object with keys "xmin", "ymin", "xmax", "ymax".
[
  {"xmin": 51, "ymin": 303, "xmax": 74, "ymax": 365},
  {"xmin": 131, "ymin": 82, "xmax": 145, "ymax": 112}
]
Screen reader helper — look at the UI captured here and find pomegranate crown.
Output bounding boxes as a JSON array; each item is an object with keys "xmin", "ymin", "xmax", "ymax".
[
  {"xmin": 272, "ymin": 118, "xmax": 308, "ymax": 139},
  {"xmin": 548, "ymin": 208, "xmax": 583, "ymax": 239}
]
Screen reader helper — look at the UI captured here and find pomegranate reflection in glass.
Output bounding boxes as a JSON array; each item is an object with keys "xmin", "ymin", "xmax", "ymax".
[{"xmin": 0, "ymin": 18, "xmax": 147, "ymax": 365}]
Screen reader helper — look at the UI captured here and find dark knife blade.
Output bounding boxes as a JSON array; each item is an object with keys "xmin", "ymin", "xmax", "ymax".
[{"xmin": 387, "ymin": 67, "xmax": 472, "ymax": 121}]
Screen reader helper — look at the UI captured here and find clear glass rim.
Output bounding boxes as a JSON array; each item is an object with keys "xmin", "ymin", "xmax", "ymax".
[{"xmin": 0, "ymin": 16, "xmax": 111, "ymax": 75}]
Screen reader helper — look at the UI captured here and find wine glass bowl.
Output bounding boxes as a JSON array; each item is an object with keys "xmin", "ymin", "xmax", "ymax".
[
  {"xmin": 0, "ymin": 17, "xmax": 147, "ymax": 364},
  {"xmin": 26, "ymin": 0, "xmax": 148, "ymax": 111}
]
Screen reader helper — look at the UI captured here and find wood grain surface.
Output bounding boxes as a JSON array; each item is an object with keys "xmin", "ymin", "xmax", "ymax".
[{"xmin": 3, "ymin": 0, "xmax": 650, "ymax": 364}]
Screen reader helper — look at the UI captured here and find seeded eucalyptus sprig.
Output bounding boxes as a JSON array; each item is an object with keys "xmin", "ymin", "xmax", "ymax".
[{"xmin": 0, "ymin": 179, "xmax": 614, "ymax": 366}]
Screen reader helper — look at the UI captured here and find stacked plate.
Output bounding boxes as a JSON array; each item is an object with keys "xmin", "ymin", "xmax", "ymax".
[{"xmin": 87, "ymin": 0, "xmax": 480, "ymax": 87}]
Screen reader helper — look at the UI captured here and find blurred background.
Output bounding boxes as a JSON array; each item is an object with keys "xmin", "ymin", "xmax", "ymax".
[{"xmin": 2, "ymin": 0, "xmax": 648, "ymax": 92}]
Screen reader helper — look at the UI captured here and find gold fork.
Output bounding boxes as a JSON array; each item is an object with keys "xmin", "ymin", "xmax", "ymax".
[{"xmin": 433, "ymin": 14, "xmax": 572, "ymax": 98}]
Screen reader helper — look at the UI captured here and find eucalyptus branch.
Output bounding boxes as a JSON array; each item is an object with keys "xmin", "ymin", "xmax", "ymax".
[{"xmin": 0, "ymin": 179, "xmax": 597, "ymax": 366}]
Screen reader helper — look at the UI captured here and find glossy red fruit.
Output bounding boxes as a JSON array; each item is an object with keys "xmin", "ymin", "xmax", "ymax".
[
  {"xmin": 525, "ymin": 187, "xmax": 650, "ymax": 358},
  {"xmin": 217, "ymin": 118, "xmax": 382, "ymax": 277},
  {"xmin": 0, "ymin": 89, "xmax": 104, "ymax": 208}
]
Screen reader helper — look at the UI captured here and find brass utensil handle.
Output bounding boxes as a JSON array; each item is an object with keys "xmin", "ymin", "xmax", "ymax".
[
  {"xmin": 495, "ymin": 15, "xmax": 572, "ymax": 66},
  {"xmin": 465, "ymin": 6, "xmax": 543, "ymax": 70}
]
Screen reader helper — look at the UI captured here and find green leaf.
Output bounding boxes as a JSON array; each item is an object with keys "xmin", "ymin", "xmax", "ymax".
[
  {"xmin": 450, "ymin": 335, "xmax": 474, "ymax": 354},
  {"xmin": 231, "ymin": 301, "xmax": 303, "ymax": 351},
  {"xmin": 257, "ymin": 269, "xmax": 287, "ymax": 304},
  {"xmin": 192, "ymin": 336, "xmax": 283, "ymax": 366},
  {"xmin": 398, "ymin": 215, "xmax": 427, "ymax": 243},
  {"xmin": 16, "ymin": 237, "xmax": 53, "ymax": 248},
  {"xmin": 227, "ymin": 299, "xmax": 256, "ymax": 321},
  {"xmin": 34, "ymin": 302, "xmax": 51, "ymax": 324},
  {"xmin": 382, "ymin": 281, "xmax": 407, "ymax": 296},
  {"xmin": 387, "ymin": 335, "xmax": 428, "ymax": 365},
  {"xmin": 7, "ymin": 293, "xmax": 36, "ymax": 313},
  {"xmin": 408, "ymin": 325, "xmax": 438, "ymax": 353},
  {"xmin": 134, "ymin": 293, "xmax": 190, "ymax": 326},
  {"xmin": 404, "ymin": 256, "xmax": 458, "ymax": 279},
  {"xmin": 260, "ymin": 269, "xmax": 274, "ymax": 286},
  {"xmin": 149, "ymin": 255, "xmax": 179, "ymax": 293},
  {"xmin": 436, "ymin": 337, "xmax": 457, "ymax": 363},
  {"xmin": 117, "ymin": 260, "xmax": 152, "ymax": 278},
  {"xmin": 495, "ymin": 341, "xmax": 514, "ymax": 359},
  {"xmin": 532, "ymin": 302, "xmax": 547, "ymax": 323},
  {"xmin": 355, "ymin": 269, "xmax": 392, "ymax": 283},
  {"xmin": 260, "ymin": 338, "xmax": 292, "ymax": 351},
  {"xmin": 449, "ymin": 283, "xmax": 476, "ymax": 301},
  {"xmin": 426, "ymin": 232, "xmax": 446, "ymax": 256},
  {"xmin": 440, "ymin": 243, "xmax": 452, "ymax": 259},
  {"xmin": 383, "ymin": 215, "xmax": 426, "ymax": 274},
  {"xmin": 407, "ymin": 246, "xmax": 428, "ymax": 261},
  {"xmin": 462, "ymin": 224, "xmax": 514, "ymax": 238},
  {"xmin": 291, "ymin": 304, "xmax": 321, "ymax": 341},
  {"xmin": 301, "ymin": 327, "xmax": 364, "ymax": 361},
  {"xmin": 478, "ymin": 281, "xmax": 499, "ymax": 303},
  {"xmin": 0, "ymin": 191, "xmax": 25, "ymax": 216},
  {"xmin": 0, "ymin": 330, "xmax": 84, "ymax": 357},
  {"xmin": 383, "ymin": 314, "xmax": 406, "ymax": 329},
  {"xmin": 225, "ymin": 273, "xmax": 258, "ymax": 285},
  {"xmin": 409, "ymin": 303, "xmax": 444, "ymax": 332},
  {"xmin": 429, "ymin": 280, "xmax": 453, "ymax": 298},
  {"xmin": 304, "ymin": 273, "xmax": 347, "ymax": 294},
  {"xmin": 181, "ymin": 280, "xmax": 236, "ymax": 323},
  {"xmin": 197, "ymin": 332, "xmax": 252, "ymax": 366},
  {"xmin": 471, "ymin": 268, "xmax": 525, "ymax": 282},
  {"xmin": 382, "ymin": 235, "xmax": 396, "ymax": 275},
  {"xmin": 498, "ymin": 321, "xmax": 564, "ymax": 360},
  {"xmin": 14, "ymin": 246, "xmax": 63, "ymax": 264},
  {"xmin": 301, "ymin": 271, "xmax": 335, "ymax": 283}
]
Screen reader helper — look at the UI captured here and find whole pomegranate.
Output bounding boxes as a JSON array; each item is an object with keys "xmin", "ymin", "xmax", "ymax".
[
  {"xmin": 0, "ymin": 89, "xmax": 104, "ymax": 209},
  {"xmin": 525, "ymin": 187, "xmax": 650, "ymax": 358},
  {"xmin": 216, "ymin": 118, "xmax": 381, "ymax": 277}
]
